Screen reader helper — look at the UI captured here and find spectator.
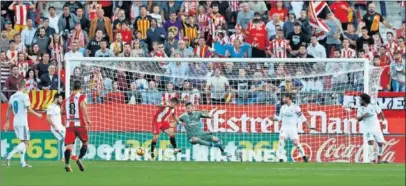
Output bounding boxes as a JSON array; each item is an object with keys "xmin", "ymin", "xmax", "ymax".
[
  {"xmin": 269, "ymin": 1, "xmax": 288, "ymax": 21},
  {"xmin": 86, "ymin": 30, "xmax": 103, "ymax": 57},
  {"xmin": 307, "ymin": 35, "xmax": 326, "ymax": 59},
  {"xmin": 5, "ymin": 65, "xmax": 23, "ymax": 97},
  {"xmin": 20, "ymin": 19, "xmax": 36, "ymax": 49},
  {"xmin": 385, "ymin": 32, "xmax": 397, "ymax": 55},
  {"xmin": 396, "ymin": 36, "xmax": 405, "ymax": 56},
  {"xmin": 161, "ymin": 1, "xmax": 181, "ymax": 21},
  {"xmin": 224, "ymin": 39, "xmax": 251, "ymax": 58},
  {"xmin": 134, "ymin": 73, "xmax": 149, "ymax": 91},
  {"xmin": 141, "ymin": 80, "xmax": 162, "ymax": 104},
  {"xmin": 330, "ymin": 1, "xmax": 351, "ymax": 30},
  {"xmin": 326, "ymin": 50, "xmax": 350, "ymax": 91},
  {"xmin": 362, "ymin": 3, "xmax": 396, "ymax": 36},
  {"xmin": 38, "ymin": 64, "xmax": 64, "ymax": 91},
  {"xmin": 208, "ymin": 4, "xmax": 227, "ymax": 46},
  {"xmin": 6, "ymin": 40, "xmax": 18, "ymax": 64},
  {"xmin": 36, "ymin": 53, "xmax": 51, "ymax": 78},
  {"xmin": 356, "ymin": 27, "xmax": 374, "ymax": 50},
  {"xmin": 118, "ymin": 21, "xmax": 132, "ymax": 44},
  {"xmin": 134, "ymin": 6, "xmax": 152, "ymax": 40},
  {"xmin": 76, "ymin": 7, "xmax": 90, "ymax": 33},
  {"xmin": 25, "ymin": 69, "xmax": 38, "ymax": 91},
  {"xmin": 247, "ymin": 19, "xmax": 268, "ymax": 57},
  {"xmin": 176, "ymin": 39, "xmax": 193, "ymax": 57},
  {"xmin": 89, "ymin": 67, "xmax": 104, "ymax": 103},
  {"xmin": 132, "ymin": 39, "xmax": 149, "ymax": 57},
  {"xmin": 249, "ymin": 1, "xmax": 268, "ymax": 17},
  {"xmin": 268, "ymin": 29, "xmax": 290, "ymax": 58},
  {"xmin": 161, "ymin": 82, "xmax": 179, "ymax": 104},
  {"xmin": 4, "ymin": 21, "xmax": 16, "ymax": 40},
  {"xmin": 36, "ymin": 18, "xmax": 56, "ymax": 38},
  {"xmin": 27, "ymin": 44, "xmax": 42, "ymax": 65},
  {"xmin": 48, "ymin": 6, "xmax": 60, "ymax": 34},
  {"xmin": 58, "ymin": 5, "xmax": 79, "ymax": 37},
  {"xmin": 206, "ymin": 68, "xmax": 230, "ymax": 104},
  {"xmin": 119, "ymin": 43, "xmax": 137, "ymax": 57},
  {"xmin": 150, "ymin": 5, "xmax": 164, "ymax": 27},
  {"xmin": 287, "ymin": 22, "xmax": 308, "ymax": 56},
  {"xmin": 297, "ymin": 45, "xmax": 314, "ymax": 58},
  {"xmin": 180, "ymin": 80, "xmax": 201, "ymax": 105},
  {"xmin": 95, "ymin": 40, "xmax": 115, "ymax": 57},
  {"xmin": 113, "ymin": 9, "xmax": 130, "ymax": 31},
  {"xmin": 341, "ymin": 38, "xmax": 357, "ymax": 58},
  {"xmin": 110, "ymin": 32, "xmax": 125, "ymax": 56},
  {"xmin": 266, "ymin": 13, "xmax": 284, "ymax": 40},
  {"xmin": 232, "ymin": 68, "xmax": 251, "ymax": 104},
  {"xmin": 283, "ymin": 11, "xmax": 296, "ymax": 39},
  {"xmin": 229, "ymin": 25, "xmax": 245, "ymax": 45},
  {"xmin": 237, "ymin": 2, "xmax": 254, "ymax": 30},
  {"xmin": 32, "ymin": 27, "xmax": 51, "ymax": 54},
  {"xmin": 1, "ymin": 29, "xmax": 10, "ymax": 52},
  {"xmin": 197, "ymin": 5, "xmax": 209, "ymax": 37},
  {"xmin": 390, "ymin": 51, "xmax": 405, "ymax": 92},
  {"xmin": 372, "ymin": 32, "xmax": 384, "ymax": 53},
  {"xmin": 373, "ymin": 57, "xmax": 391, "ymax": 91},
  {"xmin": 49, "ymin": 34, "xmax": 64, "ymax": 62},
  {"xmin": 325, "ymin": 13, "xmax": 342, "ymax": 54},
  {"xmin": 89, "ymin": 9, "xmax": 113, "ymax": 43},
  {"xmin": 194, "ymin": 37, "xmax": 212, "ymax": 58},
  {"xmin": 167, "ymin": 54, "xmax": 189, "ymax": 87},
  {"xmin": 16, "ymin": 52, "xmax": 32, "ymax": 77},
  {"xmin": 163, "ymin": 12, "xmax": 183, "ymax": 40},
  {"xmin": 14, "ymin": 34, "xmax": 26, "ymax": 53},
  {"xmin": 63, "ymin": 1, "xmax": 84, "ymax": 15},
  {"xmin": 8, "ymin": 1, "xmax": 35, "ymax": 33},
  {"xmin": 297, "ymin": 10, "xmax": 311, "ymax": 36},
  {"xmin": 344, "ymin": 23, "xmax": 359, "ymax": 48},
  {"xmin": 184, "ymin": 15, "xmax": 199, "ymax": 46},
  {"xmin": 104, "ymin": 81, "xmax": 125, "ymax": 104},
  {"xmin": 147, "ymin": 18, "xmax": 167, "ymax": 49},
  {"xmin": 0, "ymin": 51, "xmax": 11, "ymax": 87},
  {"xmin": 125, "ymin": 82, "xmax": 142, "ymax": 104},
  {"xmin": 64, "ymin": 41, "xmax": 83, "ymax": 72},
  {"xmin": 164, "ymin": 31, "xmax": 179, "ymax": 56}
]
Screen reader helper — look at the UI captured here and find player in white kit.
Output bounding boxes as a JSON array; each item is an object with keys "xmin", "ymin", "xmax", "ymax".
[
  {"xmin": 46, "ymin": 93, "xmax": 77, "ymax": 160},
  {"xmin": 4, "ymin": 80, "xmax": 42, "ymax": 167},
  {"xmin": 272, "ymin": 94, "xmax": 313, "ymax": 162},
  {"xmin": 357, "ymin": 93, "xmax": 388, "ymax": 163}
]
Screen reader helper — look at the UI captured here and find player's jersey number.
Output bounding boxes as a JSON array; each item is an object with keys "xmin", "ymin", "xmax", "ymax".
[
  {"xmin": 13, "ymin": 101, "xmax": 18, "ymax": 114},
  {"xmin": 69, "ymin": 103, "xmax": 76, "ymax": 115}
]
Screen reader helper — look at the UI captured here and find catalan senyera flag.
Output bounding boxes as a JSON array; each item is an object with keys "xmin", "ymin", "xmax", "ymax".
[{"xmin": 29, "ymin": 90, "xmax": 58, "ymax": 110}]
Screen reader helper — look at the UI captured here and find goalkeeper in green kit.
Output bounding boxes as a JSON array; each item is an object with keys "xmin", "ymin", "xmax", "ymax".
[{"xmin": 179, "ymin": 102, "xmax": 231, "ymax": 158}]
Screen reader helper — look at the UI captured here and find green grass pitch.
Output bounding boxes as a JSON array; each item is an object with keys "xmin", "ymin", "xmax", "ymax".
[{"xmin": 2, "ymin": 161, "xmax": 405, "ymax": 186}]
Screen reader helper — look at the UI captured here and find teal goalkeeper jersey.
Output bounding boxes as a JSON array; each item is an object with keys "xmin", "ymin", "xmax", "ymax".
[{"xmin": 179, "ymin": 111, "xmax": 204, "ymax": 136}]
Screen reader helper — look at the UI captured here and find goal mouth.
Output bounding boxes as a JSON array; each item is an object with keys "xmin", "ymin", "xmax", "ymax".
[{"xmin": 64, "ymin": 57, "xmax": 384, "ymax": 163}]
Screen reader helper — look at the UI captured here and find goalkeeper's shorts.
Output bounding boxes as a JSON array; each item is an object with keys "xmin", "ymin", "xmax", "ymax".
[{"xmin": 152, "ymin": 121, "xmax": 171, "ymax": 135}]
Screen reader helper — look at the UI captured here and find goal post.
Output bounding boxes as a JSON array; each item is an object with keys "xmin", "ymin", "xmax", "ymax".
[{"xmin": 65, "ymin": 57, "xmax": 383, "ymax": 163}]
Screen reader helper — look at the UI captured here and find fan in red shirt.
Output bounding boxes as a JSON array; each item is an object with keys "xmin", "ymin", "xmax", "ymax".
[
  {"xmin": 268, "ymin": 1, "xmax": 288, "ymax": 22},
  {"xmin": 330, "ymin": 1, "xmax": 350, "ymax": 30},
  {"xmin": 150, "ymin": 97, "xmax": 181, "ymax": 160},
  {"xmin": 246, "ymin": 12, "xmax": 265, "ymax": 35},
  {"xmin": 118, "ymin": 21, "xmax": 132, "ymax": 43},
  {"xmin": 373, "ymin": 56, "xmax": 391, "ymax": 91},
  {"xmin": 62, "ymin": 80, "xmax": 91, "ymax": 172},
  {"xmin": 246, "ymin": 18, "xmax": 269, "ymax": 57}
]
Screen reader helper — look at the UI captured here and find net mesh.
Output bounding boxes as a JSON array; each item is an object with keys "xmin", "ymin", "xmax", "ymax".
[{"xmin": 66, "ymin": 58, "xmax": 383, "ymax": 162}]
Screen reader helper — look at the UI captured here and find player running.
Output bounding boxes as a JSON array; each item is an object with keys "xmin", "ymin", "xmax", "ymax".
[
  {"xmin": 46, "ymin": 93, "xmax": 77, "ymax": 160},
  {"xmin": 357, "ymin": 93, "xmax": 388, "ymax": 163},
  {"xmin": 178, "ymin": 102, "xmax": 231, "ymax": 157},
  {"xmin": 62, "ymin": 80, "xmax": 91, "ymax": 172},
  {"xmin": 150, "ymin": 97, "xmax": 181, "ymax": 160},
  {"xmin": 4, "ymin": 79, "xmax": 42, "ymax": 167},
  {"xmin": 271, "ymin": 93, "xmax": 313, "ymax": 163}
]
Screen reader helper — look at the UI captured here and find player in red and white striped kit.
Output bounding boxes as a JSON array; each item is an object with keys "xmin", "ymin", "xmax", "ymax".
[
  {"xmin": 341, "ymin": 39, "xmax": 356, "ymax": 58},
  {"xmin": 62, "ymin": 81, "xmax": 91, "ymax": 172},
  {"xmin": 150, "ymin": 98, "xmax": 181, "ymax": 160},
  {"xmin": 267, "ymin": 29, "xmax": 290, "ymax": 58}
]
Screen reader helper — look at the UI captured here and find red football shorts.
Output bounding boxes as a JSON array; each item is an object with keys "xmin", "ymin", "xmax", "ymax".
[
  {"xmin": 65, "ymin": 127, "xmax": 89, "ymax": 145},
  {"xmin": 152, "ymin": 121, "xmax": 170, "ymax": 135}
]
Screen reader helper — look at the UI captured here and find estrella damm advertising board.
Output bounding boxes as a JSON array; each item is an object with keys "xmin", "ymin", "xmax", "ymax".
[{"xmin": 1, "ymin": 132, "xmax": 405, "ymax": 163}]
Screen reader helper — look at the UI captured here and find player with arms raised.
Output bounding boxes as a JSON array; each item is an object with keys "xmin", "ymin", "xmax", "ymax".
[
  {"xmin": 46, "ymin": 93, "xmax": 77, "ymax": 160},
  {"xmin": 357, "ymin": 93, "xmax": 387, "ymax": 163},
  {"xmin": 150, "ymin": 97, "xmax": 181, "ymax": 160},
  {"xmin": 62, "ymin": 80, "xmax": 91, "ymax": 172},
  {"xmin": 271, "ymin": 93, "xmax": 313, "ymax": 162},
  {"xmin": 179, "ymin": 102, "xmax": 231, "ymax": 157},
  {"xmin": 4, "ymin": 79, "xmax": 42, "ymax": 167}
]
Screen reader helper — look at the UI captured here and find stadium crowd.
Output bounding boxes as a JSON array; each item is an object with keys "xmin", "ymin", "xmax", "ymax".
[{"xmin": 0, "ymin": 1, "xmax": 405, "ymax": 105}]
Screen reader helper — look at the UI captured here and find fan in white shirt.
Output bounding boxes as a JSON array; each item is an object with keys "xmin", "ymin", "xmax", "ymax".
[
  {"xmin": 357, "ymin": 93, "xmax": 388, "ymax": 163},
  {"xmin": 271, "ymin": 93, "xmax": 314, "ymax": 163}
]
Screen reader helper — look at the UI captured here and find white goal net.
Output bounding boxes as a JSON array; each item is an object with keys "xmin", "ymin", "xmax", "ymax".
[{"xmin": 65, "ymin": 57, "xmax": 384, "ymax": 163}]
